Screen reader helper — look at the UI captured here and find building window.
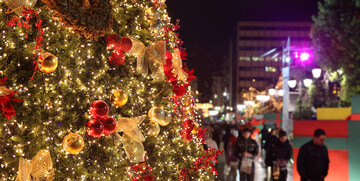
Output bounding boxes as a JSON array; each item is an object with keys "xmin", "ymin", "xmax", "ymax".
[
  {"xmin": 265, "ymin": 66, "xmax": 277, "ymax": 72},
  {"xmin": 239, "ymin": 56, "xmax": 251, "ymax": 61},
  {"xmin": 252, "ymin": 57, "xmax": 264, "ymax": 61}
]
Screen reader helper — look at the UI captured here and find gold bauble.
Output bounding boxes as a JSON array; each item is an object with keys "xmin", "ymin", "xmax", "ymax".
[
  {"xmin": 146, "ymin": 122, "xmax": 160, "ymax": 137},
  {"xmin": 150, "ymin": 19, "xmax": 163, "ymax": 35},
  {"xmin": 62, "ymin": 133, "xmax": 84, "ymax": 154},
  {"xmin": 38, "ymin": 52, "xmax": 58, "ymax": 73},
  {"xmin": 158, "ymin": 111, "xmax": 171, "ymax": 126},
  {"xmin": 145, "ymin": 7, "xmax": 160, "ymax": 20},
  {"xmin": 192, "ymin": 121, "xmax": 199, "ymax": 134},
  {"xmin": 5, "ymin": 0, "xmax": 36, "ymax": 15},
  {"xmin": 148, "ymin": 106, "xmax": 165, "ymax": 124},
  {"xmin": 123, "ymin": 139, "xmax": 145, "ymax": 163},
  {"xmin": 111, "ymin": 89, "xmax": 128, "ymax": 107}
]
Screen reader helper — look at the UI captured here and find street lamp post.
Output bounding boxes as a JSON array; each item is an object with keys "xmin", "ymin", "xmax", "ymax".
[
  {"xmin": 282, "ymin": 37, "xmax": 320, "ymax": 134},
  {"xmin": 282, "ymin": 37, "xmax": 292, "ymax": 134},
  {"xmin": 283, "ymin": 45, "xmax": 322, "ymax": 124}
]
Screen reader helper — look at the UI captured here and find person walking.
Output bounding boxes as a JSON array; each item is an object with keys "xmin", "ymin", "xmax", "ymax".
[
  {"xmin": 297, "ymin": 129, "xmax": 329, "ymax": 181},
  {"xmin": 204, "ymin": 131, "xmax": 218, "ymax": 150},
  {"xmin": 226, "ymin": 135, "xmax": 239, "ymax": 181},
  {"xmin": 235, "ymin": 127, "xmax": 259, "ymax": 181},
  {"xmin": 209, "ymin": 124, "xmax": 221, "ymax": 148},
  {"xmin": 271, "ymin": 130, "xmax": 292, "ymax": 181},
  {"xmin": 260, "ymin": 127, "xmax": 269, "ymax": 149},
  {"xmin": 223, "ymin": 127, "xmax": 232, "ymax": 152},
  {"xmin": 264, "ymin": 127, "xmax": 279, "ymax": 180}
]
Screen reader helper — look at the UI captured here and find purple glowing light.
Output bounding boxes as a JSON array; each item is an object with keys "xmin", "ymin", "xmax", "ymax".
[
  {"xmin": 300, "ymin": 52, "xmax": 310, "ymax": 61},
  {"xmin": 294, "ymin": 52, "xmax": 299, "ymax": 59}
]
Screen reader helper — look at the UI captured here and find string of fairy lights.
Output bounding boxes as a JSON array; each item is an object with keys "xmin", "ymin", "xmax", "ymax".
[{"xmin": 0, "ymin": 0, "xmax": 212, "ymax": 180}]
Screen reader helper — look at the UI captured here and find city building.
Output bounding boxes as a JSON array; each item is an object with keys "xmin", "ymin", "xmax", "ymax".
[
  {"xmin": 211, "ymin": 72, "xmax": 226, "ymax": 110},
  {"xmin": 236, "ymin": 21, "xmax": 313, "ymax": 105}
]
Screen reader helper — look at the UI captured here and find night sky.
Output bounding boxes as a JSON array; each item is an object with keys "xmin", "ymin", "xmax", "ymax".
[{"xmin": 166, "ymin": 0, "xmax": 319, "ymax": 102}]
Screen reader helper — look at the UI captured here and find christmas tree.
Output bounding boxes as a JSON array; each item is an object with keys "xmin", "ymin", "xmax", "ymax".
[{"xmin": 0, "ymin": 0, "xmax": 221, "ymax": 180}]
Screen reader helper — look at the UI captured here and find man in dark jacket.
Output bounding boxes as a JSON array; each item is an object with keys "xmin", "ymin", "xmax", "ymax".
[
  {"xmin": 271, "ymin": 130, "xmax": 292, "ymax": 181},
  {"xmin": 260, "ymin": 127, "xmax": 269, "ymax": 148},
  {"xmin": 235, "ymin": 127, "xmax": 259, "ymax": 181},
  {"xmin": 297, "ymin": 129, "xmax": 329, "ymax": 181},
  {"xmin": 264, "ymin": 127, "xmax": 279, "ymax": 167}
]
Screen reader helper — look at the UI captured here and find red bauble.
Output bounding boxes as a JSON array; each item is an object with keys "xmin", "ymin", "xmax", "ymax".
[
  {"xmin": 182, "ymin": 119, "xmax": 194, "ymax": 132},
  {"xmin": 86, "ymin": 119, "xmax": 104, "ymax": 138},
  {"xmin": 101, "ymin": 116, "xmax": 116, "ymax": 135},
  {"xmin": 185, "ymin": 132, "xmax": 192, "ymax": 142},
  {"xmin": 120, "ymin": 37, "xmax": 132, "ymax": 52},
  {"xmin": 181, "ymin": 129, "xmax": 189, "ymax": 135},
  {"xmin": 109, "ymin": 50, "xmax": 125, "ymax": 66},
  {"xmin": 181, "ymin": 128, "xmax": 193, "ymax": 142},
  {"xmin": 89, "ymin": 100, "xmax": 109, "ymax": 119},
  {"xmin": 106, "ymin": 34, "xmax": 122, "ymax": 50}
]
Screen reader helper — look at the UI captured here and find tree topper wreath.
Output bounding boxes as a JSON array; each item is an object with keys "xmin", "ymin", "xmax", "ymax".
[{"xmin": 43, "ymin": 0, "xmax": 113, "ymax": 40}]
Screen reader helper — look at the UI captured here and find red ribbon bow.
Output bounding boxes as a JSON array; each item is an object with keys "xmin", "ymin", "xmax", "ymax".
[{"xmin": 0, "ymin": 77, "xmax": 24, "ymax": 121}]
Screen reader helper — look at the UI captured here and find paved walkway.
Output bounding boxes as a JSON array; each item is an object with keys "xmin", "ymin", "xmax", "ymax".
[{"xmin": 216, "ymin": 143, "xmax": 293, "ymax": 181}]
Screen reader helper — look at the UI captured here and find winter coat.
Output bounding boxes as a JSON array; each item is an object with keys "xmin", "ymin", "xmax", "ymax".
[
  {"xmin": 267, "ymin": 139, "xmax": 292, "ymax": 168},
  {"xmin": 273, "ymin": 139, "xmax": 292, "ymax": 161},
  {"xmin": 297, "ymin": 140, "xmax": 329, "ymax": 180},
  {"xmin": 234, "ymin": 136, "xmax": 259, "ymax": 160},
  {"xmin": 260, "ymin": 128, "xmax": 269, "ymax": 146},
  {"xmin": 264, "ymin": 135, "xmax": 278, "ymax": 166}
]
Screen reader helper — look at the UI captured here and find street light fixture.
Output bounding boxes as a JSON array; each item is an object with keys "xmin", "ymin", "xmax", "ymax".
[
  {"xmin": 256, "ymin": 95, "xmax": 270, "ymax": 103},
  {"xmin": 288, "ymin": 80, "xmax": 297, "ymax": 88},
  {"xmin": 303, "ymin": 79, "xmax": 313, "ymax": 88},
  {"xmin": 312, "ymin": 68, "xmax": 322, "ymax": 79},
  {"xmin": 237, "ymin": 104, "xmax": 246, "ymax": 111},
  {"xmin": 299, "ymin": 52, "xmax": 311, "ymax": 62},
  {"xmin": 278, "ymin": 89, "xmax": 284, "ymax": 97},
  {"xmin": 244, "ymin": 101, "xmax": 255, "ymax": 106},
  {"xmin": 223, "ymin": 91, "xmax": 228, "ymax": 97},
  {"xmin": 268, "ymin": 88, "xmax": 283, "ymax": 97},
  {"xmin": 268, "ymin": 88, "xmax": 276, "ymax": 96}
]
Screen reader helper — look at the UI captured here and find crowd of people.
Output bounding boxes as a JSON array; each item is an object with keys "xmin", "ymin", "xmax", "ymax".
[{"xmin": 203, "ymin": 121, "xmax": 329, "ymax": 181}]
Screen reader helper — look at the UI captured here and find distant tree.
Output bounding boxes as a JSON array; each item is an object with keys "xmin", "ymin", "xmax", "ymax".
[
  {"xmin": 312, "ymin": 0, "xmax": 360, "ymax": 103},
  {"xmin": 293, "ymin": 89, "xmax": 315, "ymax": 120},
  {"xmin": 308, "ymin": 79, "xmax": 326, "ymax": 108},
  {"xmin": 241, "ymin": 76, "xmax": 283, "ymax": 118}
]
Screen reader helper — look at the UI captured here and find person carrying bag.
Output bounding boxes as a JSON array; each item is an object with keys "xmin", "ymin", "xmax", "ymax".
[{"xmin": 235, "ymin": 127, "xmax": 259, "ymax": 181}]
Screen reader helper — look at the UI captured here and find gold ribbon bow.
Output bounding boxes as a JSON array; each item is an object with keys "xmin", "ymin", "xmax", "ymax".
[
  {"xmin": 0, "ymin": 84, "xmax": 13, "ymax": 97},
  {"xmin": 129, "ymin": 38, "xmax": 166, "ymax": 80},
  {"xmin": 114, "ymin": 115, "xmax": 146, "ymax": 163},
  {"xmin": 172, "ymin": 48, "xmax": 188, "ymax": 83},
  {"xmin": 0, "ymin": 76, "xmax": 13, "ymax": 97},
  {"xmin": 15, "ymin": 150, "xmax": 54, "ymax": 181}
]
